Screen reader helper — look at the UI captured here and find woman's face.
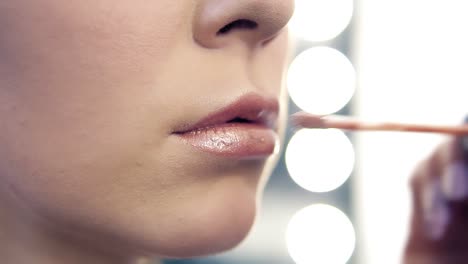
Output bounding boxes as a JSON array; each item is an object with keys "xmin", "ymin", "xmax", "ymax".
[{"xmin": 0, "ymin": 0, "xmax": 293, "ymax": 258}]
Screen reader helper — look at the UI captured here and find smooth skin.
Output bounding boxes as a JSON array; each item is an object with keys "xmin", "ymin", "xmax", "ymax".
[{"xmin": 0, "ymin": 1, "xmax": 294, "ymax": 264}]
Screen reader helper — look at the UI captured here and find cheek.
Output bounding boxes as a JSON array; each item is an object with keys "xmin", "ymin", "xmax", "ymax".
[
  {"xmin": 0, "ymin": 0, "xmax": 192, "ymax": 116},
  {"xmin": 0, "ymin": 1, "xmax": 189, "ymax": 174},
  {"xmin": 0, "ymin": 0, "xmax": 191, "ymax": 234}
]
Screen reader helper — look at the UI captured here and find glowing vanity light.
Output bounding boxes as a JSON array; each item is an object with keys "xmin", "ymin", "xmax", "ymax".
[
  {"xmin": 285, "ymin": 128, "xmax": 354, "ymax": 193},
  {"xmin": 286, "ymin": 204, "xmax": 356, "ymax": 264},
  {"xmin": 289, "ymin": 0, "xmax": 354, "ymax": 42},
  {"xmin": 287, "ymin": 47, "xmax": 356, "ymax": 115}
]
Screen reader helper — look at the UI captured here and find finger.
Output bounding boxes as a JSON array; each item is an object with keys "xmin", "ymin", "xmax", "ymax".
[
  {"xmin": 406, "ymin": 154, "xmax": 446, "ymax": 249},
  {"xmin": 405, "ymin": 137, "xmax": 468, "ymax": 263}
]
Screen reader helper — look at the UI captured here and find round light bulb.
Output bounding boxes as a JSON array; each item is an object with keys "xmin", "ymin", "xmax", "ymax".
[
  {"xmin": 286, "ymin": 204, "xmax": 356, "ymax": 264},
  {"xmin": 287, "ymin": 47, "xmax": 356, "ymax": 115},
  {"xmin": 289, "ymin": 0, "xmax": 354, "ymax": 42},
  {"xmin": 285, "ymin": 128, "xmax": 355, "ymax": 193}
]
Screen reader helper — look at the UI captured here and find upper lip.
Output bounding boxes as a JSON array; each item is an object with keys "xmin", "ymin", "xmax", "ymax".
[{"xmin": 173, "ymin": 93, "xmax": 279, "ymax": 134}]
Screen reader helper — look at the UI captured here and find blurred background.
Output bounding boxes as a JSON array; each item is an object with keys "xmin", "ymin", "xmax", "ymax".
[{"xmin": 166, "ymin": 0, "xmax": 468, "ymax": 263}]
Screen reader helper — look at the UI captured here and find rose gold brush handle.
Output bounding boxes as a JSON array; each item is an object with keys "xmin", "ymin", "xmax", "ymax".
[{"xmin": 292, "ymin": 112, "xmax": 468, "ymax": 136}]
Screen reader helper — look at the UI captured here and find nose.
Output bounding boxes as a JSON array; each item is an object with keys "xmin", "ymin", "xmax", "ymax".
[{"xmin": 193, "ymin": 0, "xmax": 295, "ymax": 49}]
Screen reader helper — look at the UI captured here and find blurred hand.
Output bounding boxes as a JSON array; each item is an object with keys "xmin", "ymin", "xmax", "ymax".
[{"xmin": 404, "ymin": 132, "xmax": 468, "ymax": 264}]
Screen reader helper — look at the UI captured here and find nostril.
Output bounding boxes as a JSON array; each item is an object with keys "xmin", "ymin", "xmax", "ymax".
[{"xmin": 217, "ymin": 19, "xmax": 258, "ymax": 35}]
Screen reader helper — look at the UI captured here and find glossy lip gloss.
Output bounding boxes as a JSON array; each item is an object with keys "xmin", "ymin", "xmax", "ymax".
[
  {"xmin": 173, "ymin": 93, "xmax": 279, "ymax": 158},
  {"xmin": 178, "ymin": 123, "xmax": 278, "ymax": 158}
]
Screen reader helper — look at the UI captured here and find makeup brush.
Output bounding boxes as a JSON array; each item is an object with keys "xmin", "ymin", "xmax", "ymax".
[{"xmin": 292, "ymin": 112, "xmax": 468, "ymax": 136}]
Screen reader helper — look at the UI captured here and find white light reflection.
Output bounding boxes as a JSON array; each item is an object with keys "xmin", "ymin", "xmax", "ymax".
[
  {"xmin": 285, "ymin": 129, "xmax": 354, "ymax": 193},
  {"xmin": 286, "ymin": 204, "xmax": 356, "ymax": 264},
  {"xmin": 287, "ymin": 47, "xmax": 356, "ymax": 115},
  {"xmin": 289, "ymin": 0, "xmax": 354, "ymax": 42}
]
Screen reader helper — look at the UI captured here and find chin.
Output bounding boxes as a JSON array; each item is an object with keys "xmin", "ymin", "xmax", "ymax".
[{"xmin": 137, "ymin": 176, "xmax": 260, "ymax": 259}]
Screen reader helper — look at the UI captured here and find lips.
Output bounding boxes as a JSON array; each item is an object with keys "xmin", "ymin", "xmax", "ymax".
[{"xmin": 173, "ymin": 93, "xmax": 280, "ymax": 158}]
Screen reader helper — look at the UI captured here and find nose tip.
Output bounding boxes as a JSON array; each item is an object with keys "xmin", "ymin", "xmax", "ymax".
[{"xmin": 193, "ymin": 0, "xmax": 295, "ymax": 49}]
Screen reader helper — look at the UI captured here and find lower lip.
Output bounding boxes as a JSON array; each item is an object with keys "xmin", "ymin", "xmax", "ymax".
[{"xmin": 175, "ymin": 123, "xmax": 278, "ymax": 158}]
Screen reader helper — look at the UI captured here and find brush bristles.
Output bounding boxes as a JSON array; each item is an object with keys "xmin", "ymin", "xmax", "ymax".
[{"xmin": 291, "ymin": 112, "xmax": 326, "ymax": 128}]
